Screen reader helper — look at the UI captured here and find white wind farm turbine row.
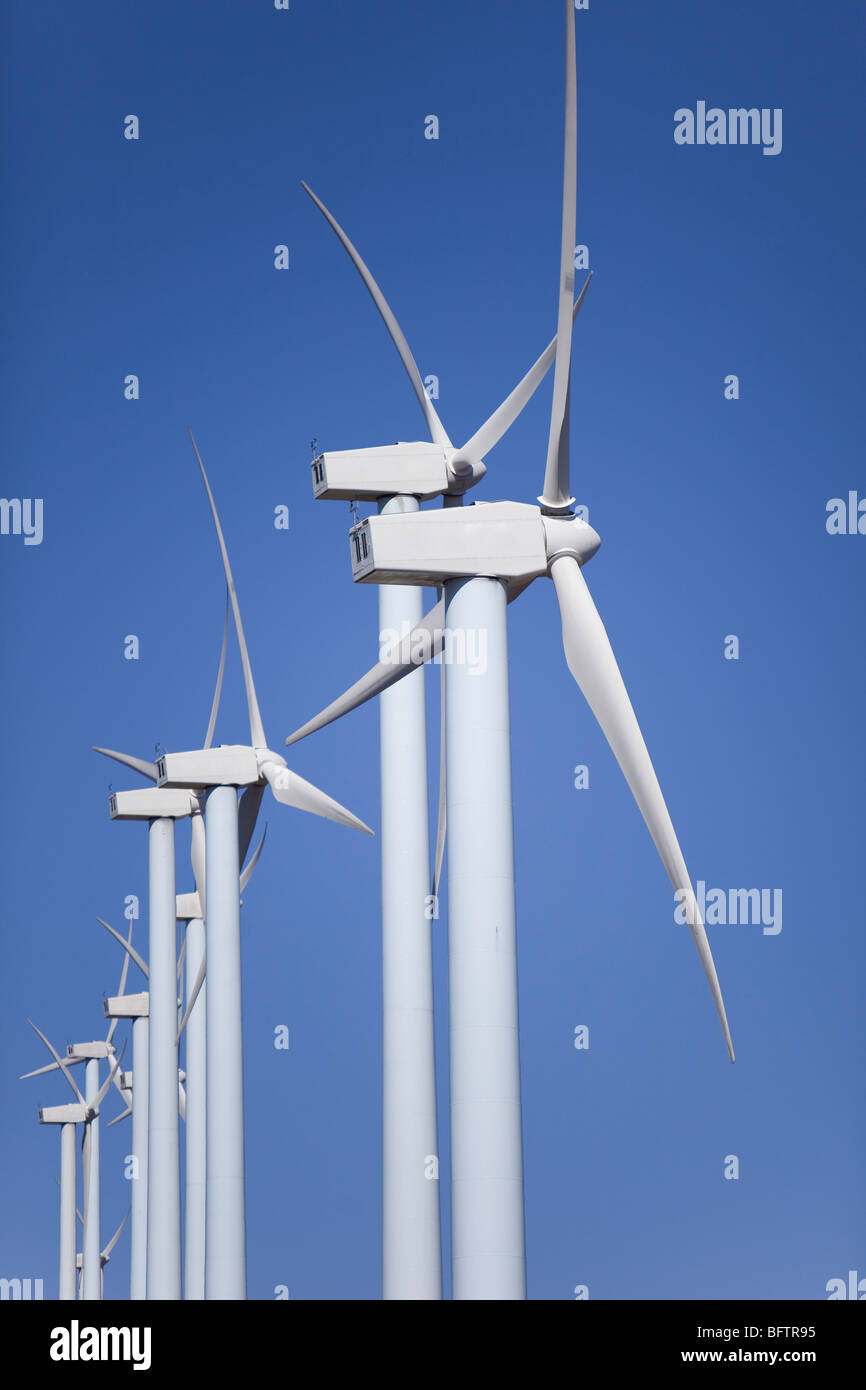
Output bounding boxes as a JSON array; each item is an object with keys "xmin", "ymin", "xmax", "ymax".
[
  {"xmin": 15, "ymin": 0, "xmax": 735, "ymax": 1302},
  {"xmin": 19, "ymin": 441, "xmax": 370, "ymax": 1301}
]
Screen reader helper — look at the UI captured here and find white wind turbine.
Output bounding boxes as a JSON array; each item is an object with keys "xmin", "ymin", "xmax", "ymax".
[
  {"xmin": 22, "ymin": 1020, "xmax": 124, "ymax": 1301},
  {"xmin": 34, "ymin": 1096, "xmax": 88, "ymax": 1300},
  {"xmin": 289, "ymin": 0, "xmax": 734, "ymax": 1300},
  {"xmin": 150, "ymin": 431, "xmax": 373, "ymax": 1300},
  {"xmin": 301, "ymin": 181, "xmax": 591, "ymax": 1300}
]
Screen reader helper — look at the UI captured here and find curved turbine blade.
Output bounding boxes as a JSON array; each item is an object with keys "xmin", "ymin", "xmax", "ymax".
[
  {"xmin": 92, "ymin": 747, "xmax": 158, "ymax": 782},
  {"xmin": 286, "ymin": 598, "xmax": 445, "ymax": 746},
  {"xmin": 106, "ymin": 1106, "xmax": 132, "ymax": 1129},
  {"xmin": 102, "ymin": 1207, "xmax": 130, "ymax": 1260},
  {"xmin": 176, "ymin": 955, "xmax": 206, "ymax": 1045},
  {"xmin": 94, "ymin": 1042, "xmax": 126, "ymax": 1111},
  {"xmin": 188, "ymin": 428, "xmax": 268, "ymax": 750},
  {"xmin": 549, "ymin": 554, "xmax": 734, "ymax": 1060},
  {"xmin": 301, "ymin": 181, "xmax": 452, "ymax": 450},
  {"xmin": 459, "ymin": 275, "xmax": 592, "ymax": 466},
  {"xmin": 178, "ymin": 1078, "xmax": 186, "ymax": 1124},
  {"xmin": 24, "ymin": 1021, "xmax": 87, "ymax": 1104},
  {"xmin": 106, "ymin": 918, "xmax": 134, "ymax": 1046},
  {"xmin": 432, "ymin": 646, "xmax": 446, "ymax": 899},
  {"xmin": 239, "ymin": 824, "xmax": 267, "ymax": 895},
  {"xmin": 204, "ymin": 587, "xmax": 230, "ymax": 750},
  {"xmin": 97, "ymin": 918, "xmax": 150, "ymax": 980},
  {"xmin": 540, "ymin": 0, "xmax": 578, "ymax": 513},
  {"xmin": 111, "ymin": 1066, "xmax": 129, "ymax": 1100},
  {"xmin": 238, "ymin": 784, "xmax": 264, "ymax": 869},
  {"xmin": 20, "ymin": 1057, "xmax": 84, "ymax": 1080},
  {"xmin": 261, "ymin": 761, "xmax": 373, "ymax": 836},
  {"xmin": 189, "ymin": 812, "xmax": 207, "ymax": 911},
  {"xmin": 81, "ymin": 1125, "xmax": 90, "ymax": 1218}
]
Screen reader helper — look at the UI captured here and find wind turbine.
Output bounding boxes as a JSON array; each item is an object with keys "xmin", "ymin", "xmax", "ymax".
[
  {"xmin": 22, "ymin": 1021, "xmax": 124, "ymax": 1300},
  {"xmin": 151, "ymin": 431, "xmax": 373, "ymax": 1299},
  {"xmin": 301, "ymin": 181, "xmax": 591, "ymax": 1301},
  {"xmin": 288, "ymin": 0, "xmax": 734, "ymax": 1300},
  {"xmin": 35, "ymin": 1097, "xmax": 88, "ymax": 1299}
]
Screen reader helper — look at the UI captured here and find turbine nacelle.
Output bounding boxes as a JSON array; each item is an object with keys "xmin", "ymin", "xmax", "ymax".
[
  {"xmin": 157, "ymin": 746, "xmax": 260, "ymax": 789},
  {"xmin": 347, "ymin": 500, "xmax": 600, "ymax": 588},
  {"xmin": 109, "ymin": 787, "xmax": 200, "ymax": 821},
  {"xmin": 67, "ymin": 1042, "xmax": 114, "ymax": 1061},
  {"xmin": 175, "ymin": 891, "xmax": 202, "ymax": 922},
  {"xmin": 38, "ymin": 1103, "xmax": 89, "ymax": 1125},
  {"xmin": 103, "ymin": 993, "xmax": 149, "ymax": 1020},
  {"xmin": 156, "ymin": 744, "xmax": 287, "ymax": 789},
  {"xmin": 311, "ymin": 441, "xmax": 487, "ymax": 503}
]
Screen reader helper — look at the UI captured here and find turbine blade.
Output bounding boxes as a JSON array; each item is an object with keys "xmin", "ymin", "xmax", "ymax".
[
  {"xmin": 92, "ymin": 747, "xmax": 158, "ymax": 782},
  {"xmin": 97, "ymin": 918, "xmax": 149, "ymax": 980},
  {"xmin": 176, "ymin": 956, "xmax": 206, "ymax": 1045},
  {"xmin": 549, "ymin": 554, "xmax": 734, "ymax": 1060},
  {"xmin": 301, "ymin": 181, "xmax": 453, "ymax": 450},
  {"xmin": 540, "ymin": 0, "xmax": 578, "ymax": 513},
  {"xmin": 106, "ymin": 918, "xmax": 134, "ymax": 1045},
  {"xmin": 261, "ymin": 760, "xmax": 374, "ymax": 836},
  {"xmin": 238, "ymin": 784, "xmax": 264, "ymax": 868},
  {"xmin": 106, "ymin": 1107, "xmax": 132, "ymax": 1129},
  {"xmin": 204, "ymin": 586, "xmax": 230, "ymax": 750},
  {"xmin": 178, "ymin": 1078, "xmax": 186, "ymax": 1124},
  {"xmin": 94, "ymin": 1042, "xmax": 126, "ymax": 1111},
  {"xmin": 188, "ymin": 428, "xmax": 268, "ymax": 750},
  {"xmin": 189, "ymin": 812, "xmax": 207, "ymax": 913},
  {"xmin": 432, "ymin": 640, "xmax": 446, "ymax": 899},
  {"xmin": 20, "ymin": 1059, "xmax": 75, "ymax": 1080},
  {"xmin": 239, "ymin": 824, "xmax": 267, "ymax": 895},
  {"xmin": 286, "ymin": 598, "xmax": 445, "ymax": 745},
  {"xmin": 81, "ymin": 1126, "xmax": 90, "ymax": 1220},
  {"xmin": 460, "ymin": 275, "xmax": 591, "ymax": 465},
  {"xmin": 102, "ymin": 1207, "xmax": 130, "ymax": 1259},
  {"xmin": 25, "ymin": 1020, "xmax": 87, "ymax": 1105}
]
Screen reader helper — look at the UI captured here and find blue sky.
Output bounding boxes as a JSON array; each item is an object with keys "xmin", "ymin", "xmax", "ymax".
[{"xmin": 1, "ymin": 0, "xmax": 863, "ymax": 1300}]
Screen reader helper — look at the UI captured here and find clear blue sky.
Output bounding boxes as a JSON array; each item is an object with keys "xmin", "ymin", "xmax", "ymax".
[{"xmin": 1, "ymin": 0, "xmax": 863, "ymax": 1300}]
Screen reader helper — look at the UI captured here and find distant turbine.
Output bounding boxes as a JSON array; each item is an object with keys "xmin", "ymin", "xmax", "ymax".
[
  {"xmin": 22, "ymin": 1021, "xmax": 124, "ymax": 1300},
  {"xmin": 153, "ymin": 431, "xmax": 373, "ymax": 1300}
]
